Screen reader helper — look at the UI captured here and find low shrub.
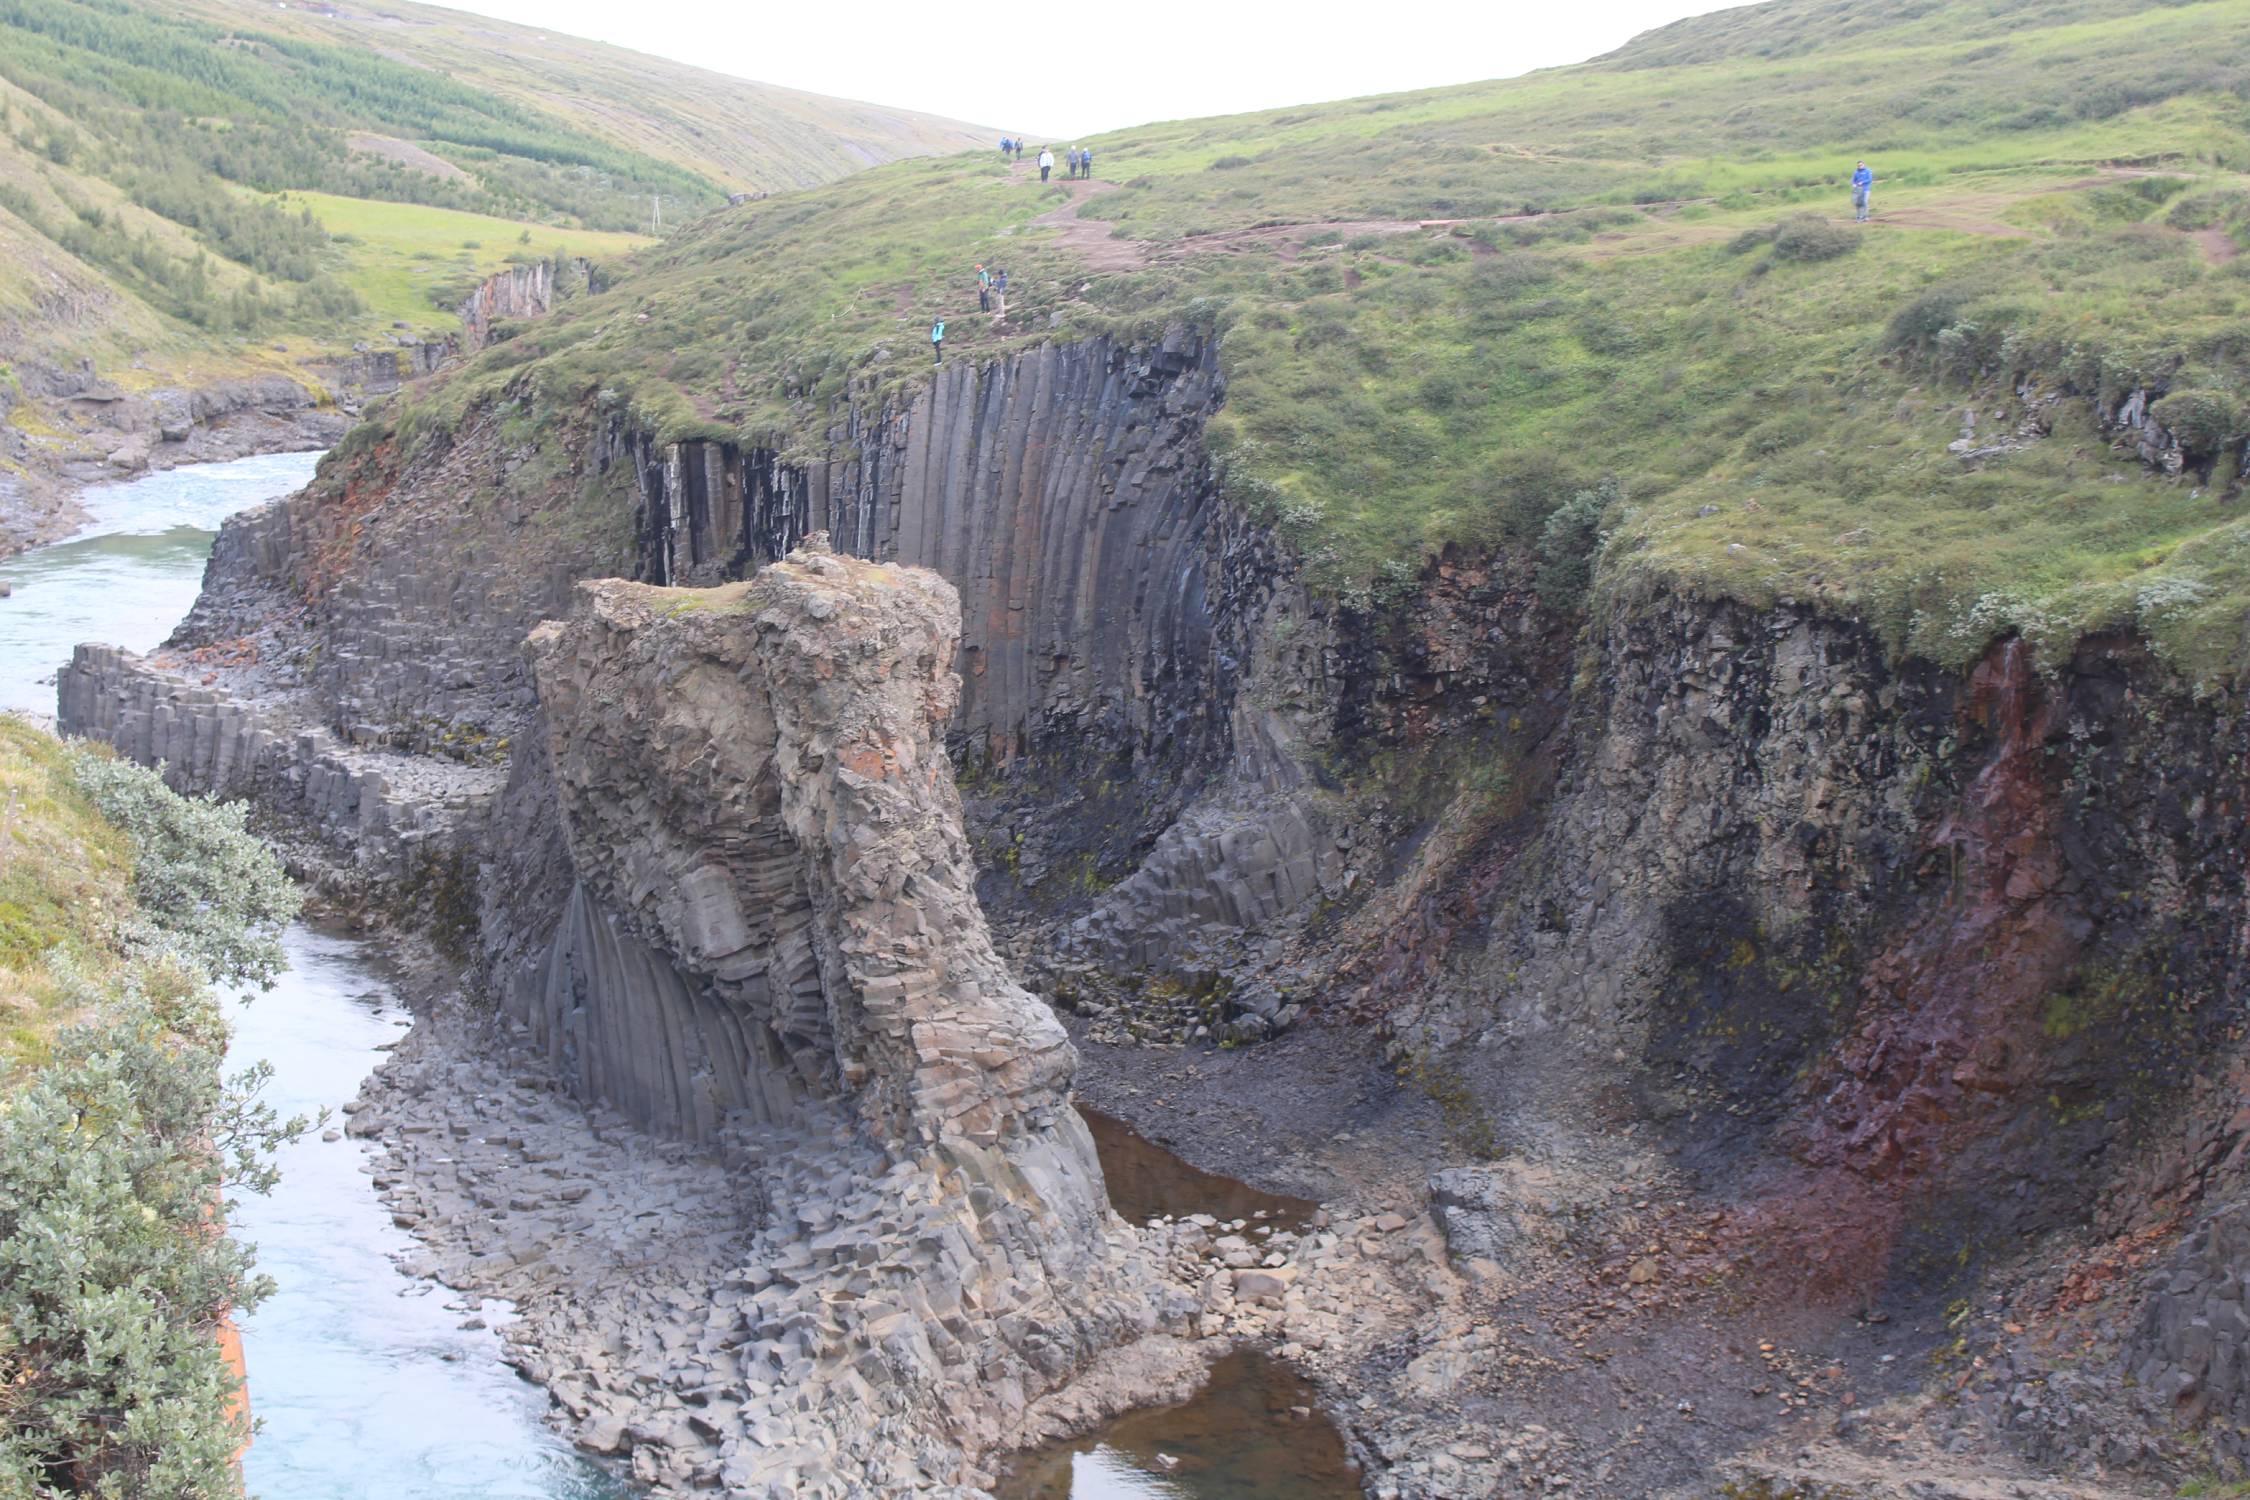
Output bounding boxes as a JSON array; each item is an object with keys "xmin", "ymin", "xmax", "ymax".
[
  {"xmin": 1, "ymin": 741, "xmax": 306, "ymax": 1497},
  {"xmin": 2151, "ymin": 388, "xmax": 2247, "ymax": 456},
  {"xmin": 1770, "ymin": 213, "xmax": 1861, "ymax": 262},
  {"xmin": 1536, "ymin": 476, "xmax": 1620, "ymax": 604},
  {"xmin": 72, "ymin": 754, "xmax": 301, "ymax": 989}
]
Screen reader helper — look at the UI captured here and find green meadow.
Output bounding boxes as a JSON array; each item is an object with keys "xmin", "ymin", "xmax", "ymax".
[{"xmin": 390, "ymin": 0, "xmax": 2250, "ymax": 684}]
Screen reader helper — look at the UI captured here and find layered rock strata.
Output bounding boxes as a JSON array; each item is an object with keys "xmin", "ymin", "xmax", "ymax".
[
  {"xmin": 57, "ymin": 642, "xmax": 495, "ymax": 889},
  {"xmin": 521, "ymin": 542, "xmax": 1085, "ymax": 1165},
  {"xmin": 482, "ymin": 541, "xmax": 1177, "ymax": 1494},
  {"xmin": 456, "ymin": 259, "xmax": 592, "ymax": 353}
]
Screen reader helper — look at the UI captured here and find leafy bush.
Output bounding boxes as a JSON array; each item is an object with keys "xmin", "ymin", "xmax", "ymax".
[
  {"xmin": 1770, "ymin": 214, "xmax": 1861, "ymax": 262},
  {"xmin": 0, "ymin": 744, "xmax": 306, "ymax": 1498},
  {"xmin": 2150, "ymin": 388, "xmax": 2247, "ymax": 456},
  {"xmin": 1536, "ymin": 477, "xmax": 1619, "ymax": 603},
  {"xmin": 1885, "ymin": 288, "xmax": 1970, "ymax": 353},
  {"xmin": 2167, "ymin": 190, "xmax": 2250, "ymax": 232},
  {"xmin": 71, "ymin": 754, "xmax": 301, "ymax": 989},
  {"xmin": 0, "ymin": 976, "xmax": 302, "ymax": 1499}
]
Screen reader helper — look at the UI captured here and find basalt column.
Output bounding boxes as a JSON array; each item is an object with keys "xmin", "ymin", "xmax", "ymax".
[{"xmin": 522, "ymin": 539, "xmax": 1094, "ymax": 1196}]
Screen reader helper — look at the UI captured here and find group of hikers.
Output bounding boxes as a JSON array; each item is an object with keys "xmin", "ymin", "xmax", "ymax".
[
  {"xmin": 931, "ymin": 151, "xmax": 1885, "ymax": 367},
  {"xmin": 933, "ymin": 265, "xmax": 1011, "ymax": 362},
  {"xmin": 1000, "ymin": 137, "xmax": 1095, "ymax": 183}
]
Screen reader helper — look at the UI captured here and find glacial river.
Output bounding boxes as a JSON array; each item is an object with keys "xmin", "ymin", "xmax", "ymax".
[
  {"xmin": 0, "ymin": 454, "xmax": 622, "ymax": 1499},
  {"xmin": 0, "ymin": 453, "xmax": 1361, "ymax": 1500}
]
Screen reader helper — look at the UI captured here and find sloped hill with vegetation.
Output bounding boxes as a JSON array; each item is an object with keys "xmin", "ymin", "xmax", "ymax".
[
  {"xmin": 61, "ymin": 2, "xmax": 2250, "ymax": 1494},
  {"xmin": 0, "ymin": 718, "xmax": 301, "ymax": 1494},
  {"xmin": 169, "ymin": 0, "xmax": 997, "ymax": 196},
  {"xmin": 0, "ymin": 0, "xmax": 991, "ymax": 548},
  {"xmin": 397, "ymin": 0, "xmax": 2250, "ymax": 684}
]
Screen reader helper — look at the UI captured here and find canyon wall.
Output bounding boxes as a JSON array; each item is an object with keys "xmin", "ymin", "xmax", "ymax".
[
  {"xmin": 56, "ymin": 328, "xmax": 2250, "ymax": 1414},
  {"xmin": 612, "ymin": 329, "xmax": 1236, "ymax": 771},
  {"xmin": 456, "ymin": 259, "xmax": 592, "ymax": 353}
]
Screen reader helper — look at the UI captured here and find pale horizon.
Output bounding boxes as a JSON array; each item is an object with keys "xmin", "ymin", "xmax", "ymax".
[{"xmin": 377, "ymin": 0, "xmax": 1746, "ymax": 138}]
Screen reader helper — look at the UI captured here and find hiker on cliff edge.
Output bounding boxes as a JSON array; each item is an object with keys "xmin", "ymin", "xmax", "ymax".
[
  {"xmin": 992, "ymin": 268, "xmax": 1008, "ymax": 319},
  {"xmin": 931, "ymin": 317, "xmax": 945, "ymax": 364},
  {"xmin": 976, "ymin": 263, "xmax": 991, "ymax": 312},
  {"xmin": 1851, "ymin": 160, "xmax": 1875, "ymax": 222},
  {"xmin": 1038, "ymin": 147, "xmax": 1054, "ymax": 182}
]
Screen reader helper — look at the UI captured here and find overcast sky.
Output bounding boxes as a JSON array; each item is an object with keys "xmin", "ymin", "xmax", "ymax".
[{"xmin": 435, "ymin": 0, "xmax": 1744, "ymax": 137}]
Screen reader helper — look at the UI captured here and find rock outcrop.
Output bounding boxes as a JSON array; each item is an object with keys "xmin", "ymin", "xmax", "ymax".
[
  {"xmin": 57, "ymin": 642, "xmax": 495, "ymax": 892},
  {"xmin": 456, "ymin": 259, "xmax": 591, "ymax": 353},
  {"xmin": 480, "ymin": 541, "xmax": 1172, "ymax": 1496},
  {"xmin": 520, "ymin": 542, "xmax": 1082, "ymax": 1164}
]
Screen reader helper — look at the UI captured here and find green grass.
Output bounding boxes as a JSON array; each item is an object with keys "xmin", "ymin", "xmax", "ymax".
[
  {"xmin": 363, "ymin": 0, "xmax": 2250, "ymax": 685},
  {"xmin": 0, "ymin": 718, "xmax": 131, "ymax": 1067},
  {"xmin": 0, "ymin": 0, "xmax": 991, "ymax": 450},
  {"xmin": 279, "ymin": 191, "xmax": 648, "ymax": 335}
]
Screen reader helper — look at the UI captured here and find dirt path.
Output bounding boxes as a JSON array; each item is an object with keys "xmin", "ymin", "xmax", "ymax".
[
  {"xmin": 1009, "ymin": 162, "xmax": 2201, "ymax": 279},
  {"xmin": 1025, "ymin": 171, "xmax": 1520, "ymax": 274},
  {"xmin": 1027, "ymin": 177, "xmax": 1149, "ymax": 271}
]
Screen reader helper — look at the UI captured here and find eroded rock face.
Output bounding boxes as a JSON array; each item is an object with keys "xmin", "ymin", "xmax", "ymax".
[
  {"xmin": 500, "ymin": 541, "xmax": 1180, "ymax": 1496},
  {"xmin": 524, "ymin": 541, "xmax": 1081, "ymax": 1162}
]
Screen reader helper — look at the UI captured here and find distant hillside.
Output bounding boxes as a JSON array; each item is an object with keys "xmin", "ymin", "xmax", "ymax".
[
  {"xmin": 166, "ymin": 0, "xmax": 996, "ymax": 197},
  {"xmin": 0, "ymin": 0, "xmax": 991, "ymax": 547}
]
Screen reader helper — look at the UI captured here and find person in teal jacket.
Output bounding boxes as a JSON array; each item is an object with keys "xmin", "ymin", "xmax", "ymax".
[
  {"xmin": 931, "ymin": 318, "xmax": 945, "ymax": 364},
  {"xmin": 1851, "ymin": 160, "xmax": 1875, "ymax": 222}
]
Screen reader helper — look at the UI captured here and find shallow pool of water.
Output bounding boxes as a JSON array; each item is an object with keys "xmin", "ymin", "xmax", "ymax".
[
  {"xmin": 1081, "ymin": 1109, "xmax": 1317, "ymax": 1228},
  {"xmin": 995, "ymin": 1351, "xmax": 1360, "ymax": 1500}
]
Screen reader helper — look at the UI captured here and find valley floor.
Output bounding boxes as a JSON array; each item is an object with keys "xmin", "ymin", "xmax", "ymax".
[{"xmin": 337, "ymin": 918, "xmax": 2186, "ymax": 1500}]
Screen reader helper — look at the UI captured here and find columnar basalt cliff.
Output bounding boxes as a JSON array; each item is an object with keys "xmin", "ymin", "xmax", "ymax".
[
  {"xmin": 57, "ymin": 323, "xmax": 2250, "ymax": 1496},
  {"xmin": 456, "ymin": 259, "xmax": 593, "ymax": 354},
  {"xmin": 496, "ymin": 544, "xmax": 1174, "ymax": 1496},
  {"xmin": 610, "ymin": 330, "xmax": 1236, "ymax": 773}
]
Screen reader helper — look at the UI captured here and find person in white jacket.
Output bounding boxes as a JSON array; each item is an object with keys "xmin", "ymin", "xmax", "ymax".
[{"xmin": 1038, "ymin": 147, "xmax": 1055, "ymax": 183}]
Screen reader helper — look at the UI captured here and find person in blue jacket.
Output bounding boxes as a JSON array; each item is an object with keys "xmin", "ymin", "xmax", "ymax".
[
  {"xmin": 931, "ymin": 317, "xmax": 945, "ymax": 364},
  {"xmin": 1081, "ymin": 146, "xmax": 1094, "ymax": 178},
  {"xmin": 1851, "ymin": 160, "xmax": 1875, "ymax": 222}
]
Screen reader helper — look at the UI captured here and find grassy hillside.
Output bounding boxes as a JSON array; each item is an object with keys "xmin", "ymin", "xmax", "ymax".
[
  {"xmin": 169, "ymin": 0, "xmax": 997, "ymax": 196},
  {"xmin": 0, "ymin": 716, "xmax": 131, "ymax": 1062},
  {"xmin": 391, "ymin": 0, "xmax": 2250, "ymax": 687},
  {"xmin": 0, "ymin": 0, "xmax": 991, "ymax": 488}
]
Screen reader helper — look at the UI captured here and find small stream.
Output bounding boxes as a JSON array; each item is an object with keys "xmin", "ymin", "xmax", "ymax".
[
  {"xmin": 0, "ymin": 454, "xmax": 619, "ymax": 1498},
  {"xmin": 226, "ymin": 929, "xmax": 624, "ymax": 1499}
]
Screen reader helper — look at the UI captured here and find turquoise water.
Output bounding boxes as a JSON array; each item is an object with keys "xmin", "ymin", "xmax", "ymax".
[
  {"xmin": 1, "ymin": 454, "xmax": 623, "ymax": 1499},
  {"xmin": 0, "ymin": 451, "xmax": 322, "ymax": 716},
  {"xmin": 226, "ymin": 929, "xmax": 625, "ymax": 1500}
]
